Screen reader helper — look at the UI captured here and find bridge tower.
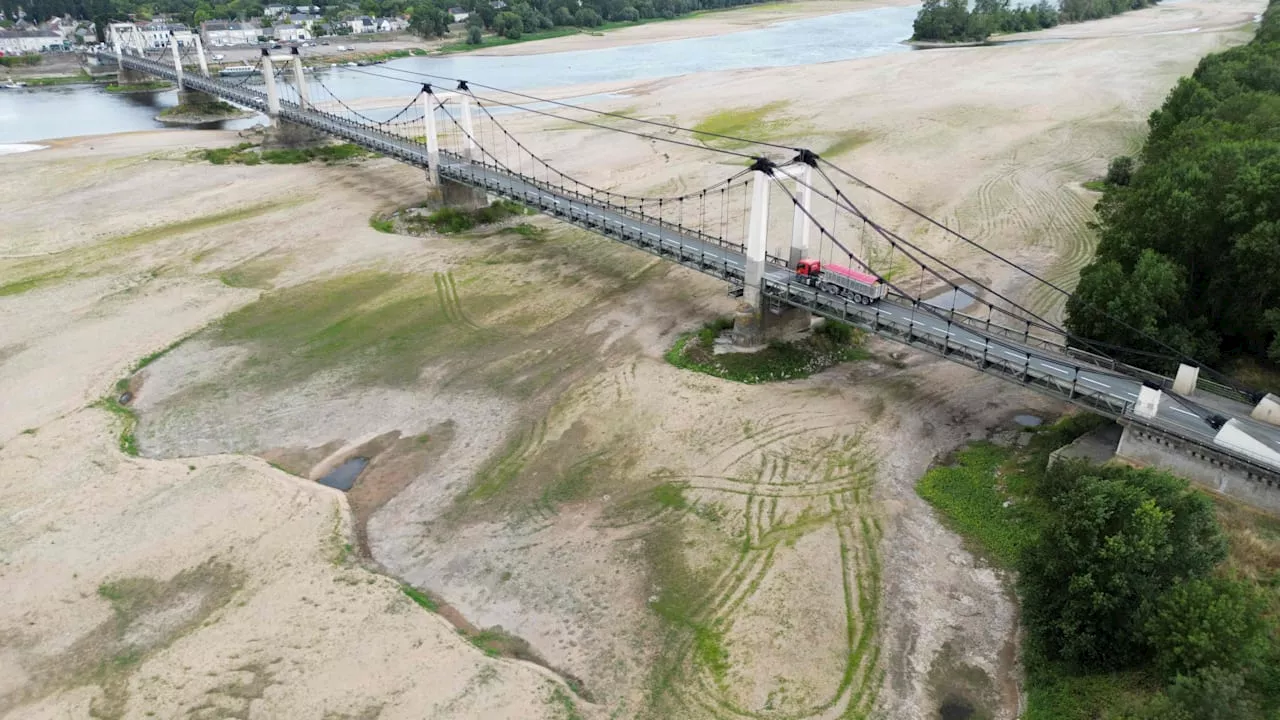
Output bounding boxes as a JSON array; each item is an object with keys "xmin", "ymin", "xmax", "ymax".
[
  {"xmin": 419, "ymin": 85, "xmax": 489, "ymax": 209},
  {"xmin": 259, "ymin": 48, "xmax": 328, "ymax": 148},
  {"xmin": 731, "ymin": 156, "xmax": 814, "ymax": 347}
]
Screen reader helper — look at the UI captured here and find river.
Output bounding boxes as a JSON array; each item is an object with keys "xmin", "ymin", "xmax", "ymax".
[{"xmin": 0, "ymin": 4, "xmax": 917, "ymax": 145}]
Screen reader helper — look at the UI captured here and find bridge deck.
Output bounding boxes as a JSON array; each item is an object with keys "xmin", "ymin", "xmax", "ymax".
[{"xmin": 102, "ymin": 51, "xmax": 1280, "ymax": 481}]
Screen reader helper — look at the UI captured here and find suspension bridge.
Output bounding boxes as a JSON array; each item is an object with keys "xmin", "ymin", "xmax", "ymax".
[{"xmin": 93, "ymin": 33, "xmax": 1280, "ymax": 497}]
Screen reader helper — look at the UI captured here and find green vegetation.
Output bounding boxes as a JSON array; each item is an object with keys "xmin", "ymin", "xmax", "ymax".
[
  {"xmin": 218, "ymin": 254, "xmax": 290, "ymax": 289},
  {"xmin": 913, "ymin": 0, "xmax": 1059, "ymax": 42},
  {"xmin": 159, "ymin": 99, "xmax": 241, "ymax": 118},
  {"xmin": 918, "ymin": 415, "xmax": 1280, "ymax": 720},
  {"xmin": 1066, "ymin": 0, "xmax": 1280, "ymax": 375},
  {"xmin": 1083, "ymin": 179, "xmax": 1108, "ymax": 192},
  {"xmin": 692, "ymin": 102, "xmax": 791, "ymax": 150},
  {"xmin": 200, "ymin": 142, "xmax": 371, "ymax": 166},
  {"xmin": 913, "ymin": 0, "xmax": 1163, "ymax": 43},
  {"xmin": 105, "ymin": 80, "xmax": 172, "ymax": 92},
  {"xmin": 401, "ymin": 584, "xmax": 439, "ymax": 612},
  {"xmin": 665, "ymin": 317, "xmax": 868, "ymax": 383},
  {"xmin": 0, "ymin": 54, "xmax": 41, "ymax": 67},
  {"xmin": 93, "ymin": 396, "xmax": 140, "ymax": 456},
  {"xmin": 404, "ymin": 200, "xmax": 527, "ymax": 234},
  {"xmin": 369, "ymin": 216, "xmax": 396, "ymax": 234},
  {"xmin": 213, "ymin": 271, "xmax": 500, "ymax": 387},
  {"xmin": 546, "ymin": 686, "xmax": 586, "ymax": 720},
  {"xmin": 23, "ymin": 72, "xmax": 94, "ymax": 86}
]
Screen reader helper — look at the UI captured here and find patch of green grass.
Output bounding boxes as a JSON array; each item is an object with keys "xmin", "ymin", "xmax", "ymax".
[
  {"xmin": 917, "ymin": 442, "xmax": 1038, "ymax": 566},
  {"xmin": 105, "ymin": 80, "xmax": 171, "ymax": 92},
  {"xmin": 23, "ymin": 72, "xmax": 93, "ymax": 86},
  {"xmin": 692, "ymin": 102, "xmax": 792, "ymax": 149},
  {"xmin": 666, "ymin": 317, "xmax": 868, "ymax": 383},
  {"xmin": 0, "ymin": 268, "xmax": 72, "ymax": 297},
  {"xmin": 159, "ymin": 100, "xmax": 239, "ymax": 118},
  {"xmin": 93, "ymin": 396, "xmax": 139, "ymax": 456},
  {"xmin": 368, "ymin": 216, "xmax": 395, "ymax": 234},
  {"xmin": 1082, "ymin": 179, "xmax": 1108, "ymax": 192},
  {"xmin": 651, "ymin": 482, "xmax": 688, "ymax": 511},
  {"xmin": 213, "ymin": 271, "xmax": 497, "ymax": 387},
  {"xmin": 401, "ymin": 584, "xmax": 439, "ymax": 612},
  {"xmin": 219, "ymin": 254, "xmax": 290, "ymax": 289},
  {"xmin": 200, "ymin": 143, "xmax": 370, "ymax": 166},
  {"xmin": 820, "ymin": 131, "xmax": 876, "ymax": 158},
  {"xmin": 546, "ymin": 685, "xmax": 586, "ymax": 720},
  {"xmin": 408, "ymin": 200, "xmax": 527, "ymax": 235}
]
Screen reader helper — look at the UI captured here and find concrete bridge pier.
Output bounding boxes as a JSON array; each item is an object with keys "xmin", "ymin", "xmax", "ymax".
[
  {"xmin": 732, "ymin": 160, "xmax": 812, "ymax": 347},
  {"xmin": 420, "ymin": 88, "xmax": 488, "ymax": 208},
  {"xmin": 258, "ymin": 50, "xmax": 327, "ymax": 148}
]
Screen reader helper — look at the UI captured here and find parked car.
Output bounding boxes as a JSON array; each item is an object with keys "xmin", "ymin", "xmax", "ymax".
[{"xmin": 211, "ymin": 53, "xmax": 226, "ymax": 61}]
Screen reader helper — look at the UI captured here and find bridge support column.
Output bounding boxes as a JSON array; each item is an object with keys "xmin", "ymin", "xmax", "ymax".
[
  {"xmin": 168, "ymin": 31, "xmax": 183, "ymax": 87},
  {"xmin": 291, "ymin": 51, "xmax": 310, "ymax": 108},
  {"xmin": 460, "ymin": 95, "xmax": 477, "ymax": 161},
  {"xmin": 261, "ymin": 51, "xmax": 280, "ymax": 119},
  {"xmin": 194, "ymin": 35, "xmax": 210, "ymax": 77},
  {"xmin": 733, "ymin": 166, "xmax": 775, "ymax": 347},
  {"xmin": 1173, "ymin": 363, "xmax": 1199, "ymax": 395},
  {"xmin": 786, "ymin": 162, "xmax": 813, "ymax": 267},
  {"xmin": 1135, "ymin": 383, "xmax": 1161, "ymax": 420},
  {"xmin": 1251, "ymin": 394, "xmax": 1280, "ymax": 426},
  {"xmin": 421, "ymin": 91, "xmax": 440, "ymax": 186}
]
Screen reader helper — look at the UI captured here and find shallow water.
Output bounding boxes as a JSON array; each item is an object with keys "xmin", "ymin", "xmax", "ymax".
[
  {"xmin": 1, "ymin": 4, "xmax": 917, "ymax": 143},
  {"xmin": 317, "ymin": 456, "xmax": 369, "ymax": 491}
]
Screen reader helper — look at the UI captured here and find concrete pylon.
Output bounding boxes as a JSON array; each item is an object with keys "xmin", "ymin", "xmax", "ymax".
[
  {"xmin": 261, "ymin": 52, "xmax": 280, "ymax": 118},
  {"xmin": 194, "ymin": 35, "xmax": 209, "ymax": 77},
  {"xmin": 460, "ymin": 94, "xmax": 477, "ymax": 161},
  {"xmin": 1252, "ymin": 394, "xmax": 1280, "ymax": 426},
  {"xmin": 783, "ymin": 163, "xmax": 814, "ymax": 267},
  {"xmin": 743, "ymin": 167, "xmax": 770, "ymax": 310},
  {"xmin": 1135, "ymin": 384, "xmax": 1161, "ymax": 420},
  {"xmin": 421, "ymin": 91, "xmax": 440, "ymax": 186},
  {"xmin": 168, "ymin": 31, "xmax": 183, "ymax": 87},
  {"xmin": 1173, "ymin": 363, "xmax": 1199, "ymax": 395},
  {"xmin": 291, "ymin": 54, "xmax": 309, "ymax": 108}
]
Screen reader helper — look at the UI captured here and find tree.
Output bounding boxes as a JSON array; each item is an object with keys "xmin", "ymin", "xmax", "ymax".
[
  {"xmin": 1166, "ymin": 666, "xmax": 1264, "ymax": 720},
  {"xmin": 1145, "ymin": 577, "xmax": 1270, "ymax": 680},
  {"xmin": 409, "ymin": 3, "xmax": 449, "ymax": 37},
  {"xmin": 553, "ymin": 5, "xmax": 572, "ymax": 24},
  {"xmin": 619, "ymin": 5, "xmax": 638, "ymax": 20},
  {"xmin": 574, "ymin": 6, "xmax": 601, "ymax": 25},
  {"xmin": 1106, "ymin": 155, "xmax": 1135, "ymax": 186},
  {"xmin": 1018, "ymin": 463, "xmax": 1226, "ymax": 670},
  {"xmin": 466, "ymin": 24, "xmax": 481, "ymax": 43}
]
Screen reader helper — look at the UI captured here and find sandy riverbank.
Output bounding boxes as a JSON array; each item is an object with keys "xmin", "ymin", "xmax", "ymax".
[{"xmin": 0, "ymin": 0, "xmax": 1266, "ymax": 717}]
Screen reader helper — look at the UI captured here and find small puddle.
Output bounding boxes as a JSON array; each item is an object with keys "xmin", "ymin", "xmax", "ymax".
[
  {"xmin": 925, "ymin": 284, "xmax": 979, "ymax": 312},
  {"xmin": 939, "ymin": 699, "xmax": 974, "ymax": 720},
  {"xmin": 316, "ymin": 457, "xmax": 369, "ymax": 491},
  {"xmin": 1014, "ymin": 414, "xmax": 1042, "ymax": 428}
]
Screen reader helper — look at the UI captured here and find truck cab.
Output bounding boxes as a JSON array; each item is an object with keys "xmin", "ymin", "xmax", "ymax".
[{"xmin": 795, "ymin": 259, "xmax": 822, "ymax": 280}]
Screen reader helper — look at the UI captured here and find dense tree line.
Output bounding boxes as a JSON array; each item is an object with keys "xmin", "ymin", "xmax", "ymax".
[
  {"xmin": 1020, "ymin": 460, "xmax": 1280, "ymax": 719},
  {"xmin": 913, "ymin": 0, "xmax": 1057, "ymax": 43},
  {"xmin": 912, "ymin": 0, "xmax": 1162, "ymax": 43},
  {"xmin": 1065, "ymin": 0, "xmax": 1280, "ymax": 373}
]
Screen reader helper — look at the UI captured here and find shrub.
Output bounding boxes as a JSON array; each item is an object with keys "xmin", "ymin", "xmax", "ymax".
[
  {"xmin": 1145, "ymin": 577, "xmax": 1270, "ymax": 680},
  {"xmin": 1018, "ymin": 464, "xmax": 1227, "ymax": 671},
  {"xmin": 1106, "ymin": 155, "xmax": 1135, "ymax": 186},
  {"xmin": 467, "ymin": 26, "xmax": 483, "ymax": 44}
]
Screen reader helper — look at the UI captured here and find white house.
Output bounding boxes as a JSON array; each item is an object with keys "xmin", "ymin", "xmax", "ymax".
[
  {"xmin": 273, "ymin": 23, "xmax": 312, "ymax": 42},
  {"xmin": 286, "ymin": 13, "xmax": 319, "ymax": 29},
  {"xmin": 140, "ymin": 21, "xmax": 193, "ymax": 47},
  {"xmin": 347, "ymin": 16, "xmax": 376, "ymax": 34},
  {"xmin": 0, "ymin": 29, "xmax": 61, "ymax": 54},
  {"xmin": 200, "ymin": 20, "xmax": 262, "ymax": 47},
  {"xmin": 371, "ymin": 17, "xmax": 406, "ymax": 32},
  {"xmin": 448, "ymin": 7, "xmax": 470, "ymax": 23}
]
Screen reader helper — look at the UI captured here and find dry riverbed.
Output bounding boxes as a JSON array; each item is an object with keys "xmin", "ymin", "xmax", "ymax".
[{"xmin": 0, "ymin": 0, "xmax": 1266, "ymax": 717}]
